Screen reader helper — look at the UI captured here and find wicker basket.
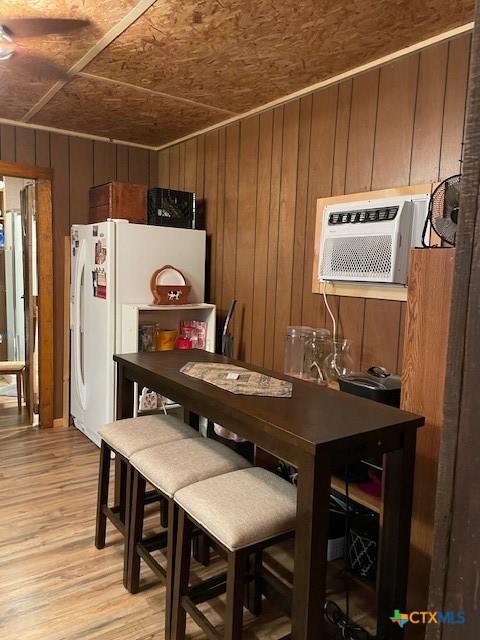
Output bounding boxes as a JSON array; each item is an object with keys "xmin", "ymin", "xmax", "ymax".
[{"xmin": 150, "ymin": 265, "xmax": 191, "ymax": 305}]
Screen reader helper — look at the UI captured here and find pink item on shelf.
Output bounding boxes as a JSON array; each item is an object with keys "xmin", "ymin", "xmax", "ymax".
[
  {"xmin": 358, "ymin": 468, "xmax": 382, "ymax": 498},
  {"xmin": 176, "ymin": 335, "xmax": 192, "ymax": 349},
  {"xmin": 180, "ymin": 320, "xmax": 207, "ymax": 349}
]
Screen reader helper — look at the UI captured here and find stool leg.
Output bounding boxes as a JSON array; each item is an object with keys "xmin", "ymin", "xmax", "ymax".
[
  {"xmin": 165, "ymin": 499, "xmax": 179, "ymax": 640},
  {"xmin": 125, "ymin": 468, "xmax": 146, "ymax": 593},
  {"xmin": 118, "ymin": 458, "xmax": 128, "ymax": 524},
  {"xmin": 244, "ymin": 550, "xmax": 263, "ymax": 616},
  {"xmin": 122, "ymin": 462, "xmax": 134, "ymax": 588},
  {"xmin": 114, "ymin": 456, "xmax": 121, "ymax": 505},
  {"xmin": 114, "ymin": 456, "xmax": 129, "ymax": 521},
  {"xmin": 16, "ymin": 373, "xmax": 22, "ymax": 412},
  {"xmin": 225, "ymin": 550, "xmax": 246, "ymax": 640},
  {"xmin": 193, "ymin": 532, "xmax": 210, "ymax": 566},
  {"xmin": 171, "ymin": 508, "xmax": 194, "ymax": 640},
  {"xmin": 95, "ymin": 441, "xmax": 111, "ymax": 549},
  {"xmin": 160, "ymin": 498, "xmax": 169, "ymax": 529}
]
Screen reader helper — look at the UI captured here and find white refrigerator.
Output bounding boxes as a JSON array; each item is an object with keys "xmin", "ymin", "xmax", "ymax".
[{"xmin": 70, "ymin": 220, "xmax": 206, "ymax": 446}]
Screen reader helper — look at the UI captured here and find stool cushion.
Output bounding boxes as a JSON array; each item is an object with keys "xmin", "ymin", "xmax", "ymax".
[
  {"xmin": 98, "ymin": 414, "xmax": 199, "ymax": 458},
  {"xmin": 175, "ymin": 467, "xmax": 296, "ymax": 551},
  {"xmin": 129, "ymin": 437, "xmax": 252, "ymax": 498}
]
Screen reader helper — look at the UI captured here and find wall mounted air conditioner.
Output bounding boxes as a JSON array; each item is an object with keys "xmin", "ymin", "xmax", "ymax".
[{"xmin": 318, "ymin": 195, "xmax": 429, "ymax": 285}]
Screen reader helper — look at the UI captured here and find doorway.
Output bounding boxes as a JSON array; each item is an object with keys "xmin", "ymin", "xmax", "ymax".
[
  {"xmin": 0, "ymin": 178, "xmax": 38, "ymax": 426},
  {"xmin": 0, "ymin": 161, "xmax": 53, "ymax": 429}
]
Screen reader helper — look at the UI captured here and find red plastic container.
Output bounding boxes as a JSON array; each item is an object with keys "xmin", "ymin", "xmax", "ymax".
[{"xmin": 176, "ymin": 335, "xmax": 192, "ymax": 350}]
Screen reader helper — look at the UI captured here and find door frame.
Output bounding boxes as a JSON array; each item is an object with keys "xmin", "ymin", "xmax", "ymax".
[
  {"xmin": 426, "ymin": 2, "xmax": 480, "ymax": 637},
  {"xmin": 0, "ymin": 161, "xmax": 54, "ymax": 428}
]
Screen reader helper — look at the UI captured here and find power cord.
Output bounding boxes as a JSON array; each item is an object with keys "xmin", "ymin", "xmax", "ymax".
[
  {"xmin": 324, "ymin": 600, "xmax": 373, "ymax": 640},
  {"xmin": 322, "ymin": 279, "xmax": 337, "ymax": 341},
  {"xmin": 323, "ymin": 280, "xmax": 344, "ymax": 378}
]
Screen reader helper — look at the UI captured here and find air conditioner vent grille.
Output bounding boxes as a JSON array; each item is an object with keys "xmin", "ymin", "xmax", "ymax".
[{"xmin": 320, "ymin": 235, "xmax": 393, "ymax": 281}]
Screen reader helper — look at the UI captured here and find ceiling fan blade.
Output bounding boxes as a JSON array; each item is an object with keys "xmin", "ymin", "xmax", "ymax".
[
  {"xmin": 8, "ymin": 51, "xmax": 70, "ymax": 81},
  {"xmin": 0, "ymin": 18, "xmax": 90, "ymax": 38}
]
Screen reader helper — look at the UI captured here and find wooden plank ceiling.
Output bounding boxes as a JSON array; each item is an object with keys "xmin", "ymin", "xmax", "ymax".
[{"xmin": 0, "ymin": 0, "xmax": 475, "ymax": 147}]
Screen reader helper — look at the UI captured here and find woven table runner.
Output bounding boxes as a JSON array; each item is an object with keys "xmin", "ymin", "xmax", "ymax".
[{"xmin": 180, "ymin": 362, "xmax": 292, "ymax": 398}]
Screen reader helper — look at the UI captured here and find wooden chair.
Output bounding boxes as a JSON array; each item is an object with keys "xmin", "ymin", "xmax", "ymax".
[
  {"xmin": 0, "ymin": 361, "xmax": 26, "ymax": 412},
  {"xmin": 171, "ymin": 467, "xmax": 297, "ymax": 640}
]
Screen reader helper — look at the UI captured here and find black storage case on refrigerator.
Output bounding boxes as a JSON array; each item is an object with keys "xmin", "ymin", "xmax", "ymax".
[{"xmin": 147, "ymin": 188, "xmax": 195, "ymax": 229}]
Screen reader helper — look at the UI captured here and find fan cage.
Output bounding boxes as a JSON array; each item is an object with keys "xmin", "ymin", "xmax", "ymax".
[{"xmin": 424, "ymin": 174, "xmax": 461, "ymax": 247}]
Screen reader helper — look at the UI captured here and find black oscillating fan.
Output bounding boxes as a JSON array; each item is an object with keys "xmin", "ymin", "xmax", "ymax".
[{"xmin": 422, "ymin": 174, "xmax": 461, "ymax": 247}]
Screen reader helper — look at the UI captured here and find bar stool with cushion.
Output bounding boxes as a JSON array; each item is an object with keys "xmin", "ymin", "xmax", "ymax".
[
  {"xmin": 95, "ymin": 413, "xmax": 199, "ymax": 551},
  {"xmin": 171, "ymin": 467, "xmax": 297, "ymax": 640},
  {"xmin": 126, "ymin": 437, "xmax": 252, "ymax": 637}
]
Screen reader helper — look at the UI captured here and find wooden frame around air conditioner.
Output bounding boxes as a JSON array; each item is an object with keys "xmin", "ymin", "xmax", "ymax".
[{"xmin": 312, "ymin": 183, "xmax": 435, "ymax": 302}]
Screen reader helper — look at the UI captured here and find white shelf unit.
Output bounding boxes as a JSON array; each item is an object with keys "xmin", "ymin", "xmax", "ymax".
[
  {"xmin": 120, "ymin": 303, "xmax": 216, "ymax": 421},
  {"xmin": 120, "ymin": 303, "xmax": 216, "ymax": 354}
]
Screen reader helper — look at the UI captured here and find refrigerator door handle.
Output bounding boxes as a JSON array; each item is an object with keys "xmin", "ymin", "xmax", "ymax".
[{"xmin": 74, "ymin": 240, "xmax": 87, "ymax": 410}]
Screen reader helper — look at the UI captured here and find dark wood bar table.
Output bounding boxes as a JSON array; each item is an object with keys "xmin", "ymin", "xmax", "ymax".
[{"xmin": 114, "ymin": 349, "xmax": 424, "ymax": 640}]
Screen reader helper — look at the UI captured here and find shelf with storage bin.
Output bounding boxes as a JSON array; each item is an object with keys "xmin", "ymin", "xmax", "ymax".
[
  {"xmin": 325, "ymin": 380, "xmax": 382, "ymax": 513},
  {"xmin": 258, "ymin": 374, "xmax": 382, "ymax": 513},
  {"xmin": 330, "ymin": 475, "xmax": 381, "ymax": 514},
  {"xmin": 262, "ymin": 539, "xmax": 377, "ymax": 636},
  {"xmin": 119, "ymin": 303, "xmax": 216, "ymax": 417},
  {"xmin": 255, "ymin": 447, "xmax": 382, "ymax": 514},
  {"xmin": 233, "ymin": 451, "xmax": 380, "ymax": 631},
  {"xmin": 119, "ymin": 303, "xmax": 216, "ymax": 354}
]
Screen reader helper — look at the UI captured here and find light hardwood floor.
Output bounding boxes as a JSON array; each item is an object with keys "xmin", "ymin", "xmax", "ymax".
[
  {"xmin": 0, "ymin": 425, "xmax": 292, "ymax": 640},
  {"xmin": 0, "ymin": 424, "xmax": 375, "ymax": 639},
  {"xmin": 0, "ymin": 396, "xmax": 30, "ymax": 428}
]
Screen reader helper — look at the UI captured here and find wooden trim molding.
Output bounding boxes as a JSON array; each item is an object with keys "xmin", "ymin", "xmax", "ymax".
[
  {"xmin": 0, "ymin": 161, "xmax": 52, "ymax": 181},
  {"xmin": 0, "ymin": 118, "xmax": 155, "ymax": 151},
  {"xmin": 0, "ymin": 161, "xmax": 55, "ymax": 428},
  {"xmin": 312, "ymin": 184, "xmax": 434, "ymax": 301},
  {"xmin": 35, "ymin": 179, "xmax": 55, "ymax": 428},
  {"xmin": 62, "ymin": 237, "xmax": 71, "ymax": 429},
  {"xmin": 318, "ymin": 281, "xmax": 408, "ymax": 302}
]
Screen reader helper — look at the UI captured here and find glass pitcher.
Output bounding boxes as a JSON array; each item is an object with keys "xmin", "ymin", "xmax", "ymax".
[
  {"xmin": 284, "ymin": 326, "xmax": 314, "ymax": 379},
  {"xmin": 323, "ymin": 339, "xmax": 354, "ymax": 382},
  {"xmin": 305, "ymin": 328, "xmax": 331, "ymax": 384}
]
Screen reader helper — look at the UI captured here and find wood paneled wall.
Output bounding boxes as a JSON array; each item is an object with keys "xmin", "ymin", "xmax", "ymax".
[
  {"xmin": 0, "ymin": 33, "xmax": 471, "ymax": 419},
  {"xmin": 158, "ymin": 34, "xmax": 471, "ymax": 373},
  {"xmin": 0, "ymin": 125, "xmax": 158, "ymax": 419}
]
